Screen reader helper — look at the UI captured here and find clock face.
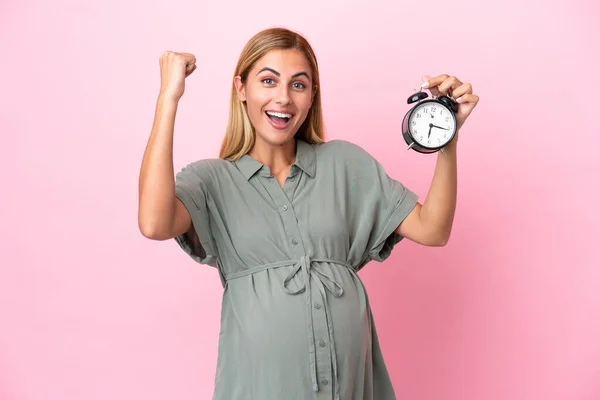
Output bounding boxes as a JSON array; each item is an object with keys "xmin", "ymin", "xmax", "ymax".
[{"xmin": 408, "ymin": 101, "xmax": 456, "ymax": 148}]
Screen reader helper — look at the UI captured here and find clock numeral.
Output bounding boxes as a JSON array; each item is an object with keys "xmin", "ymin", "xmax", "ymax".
[
  {"xmin": 424, "ymin": 108, "xmax": 429, "ymax": 113},
  {"xmin": 412, "ymin": 121, "xmax": 416, "ymax": 125},
  {"xmin": 416, "ymin": 113, "xmax": 421, "ymax": 118},
  {"xmin": 432, "ymin": 107, "xmax": 436, "ymax": 112},
  {"xmin": 445, "ymin": 117, "xmax": 449, "ymax": 122}
]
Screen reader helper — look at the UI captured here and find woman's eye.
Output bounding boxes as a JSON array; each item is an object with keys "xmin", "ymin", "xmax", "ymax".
[{"xmin": 261, "ymin": 79, "xmax": 306, "ymax": 89}]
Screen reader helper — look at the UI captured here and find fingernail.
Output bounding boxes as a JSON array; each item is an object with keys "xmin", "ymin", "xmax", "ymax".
[
  {"xmin": 421, "ymin": 81, "xmax": 429, "ymax": 88},
  {"xmin": 456, "ymin": 97, "xmax": 462, "ymax": 102}
]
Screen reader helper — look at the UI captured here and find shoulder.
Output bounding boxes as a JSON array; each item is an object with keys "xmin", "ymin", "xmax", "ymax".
[
  {"xmin": 315, "ymin": 139, "xmax": 367, "ymax": 154},
  {"xmin": 314, "ymin": 139, "xmax": 380, "ymax": 168},
  {"xmin": 176, "ymin": 158, "xmax": 233, "ymax": 183}
]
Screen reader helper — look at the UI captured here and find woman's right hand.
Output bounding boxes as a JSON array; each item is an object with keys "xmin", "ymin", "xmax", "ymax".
[{"xmin": 158, "ymin": 51, "xmax": 197, "ymax": 101}]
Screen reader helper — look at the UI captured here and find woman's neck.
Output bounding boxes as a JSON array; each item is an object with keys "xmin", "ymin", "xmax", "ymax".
[{"xmin": 249, "ymin": 137, "xmax": 297, "ymax": 176}]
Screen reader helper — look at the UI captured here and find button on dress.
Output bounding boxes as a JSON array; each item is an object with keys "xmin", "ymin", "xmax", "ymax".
[{"xmin": 174, "ymin": 139, "xmax": 419, "ymax": 399}]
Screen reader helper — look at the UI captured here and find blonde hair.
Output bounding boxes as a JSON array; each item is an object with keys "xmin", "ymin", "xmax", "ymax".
[{"xmin": 219, "ymin": 27, "xmax": 326, "ymax": 161}]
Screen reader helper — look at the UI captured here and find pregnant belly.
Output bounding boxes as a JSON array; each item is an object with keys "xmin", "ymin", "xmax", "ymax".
[{"xmin": 218, "ymin": 264, "xmax": 372, "ymax": 367}]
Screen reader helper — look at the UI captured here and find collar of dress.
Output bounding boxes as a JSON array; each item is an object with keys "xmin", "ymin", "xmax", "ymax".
[{"xmin": 234, "ymin": 139, "xmax": 316, "ymax": 180}]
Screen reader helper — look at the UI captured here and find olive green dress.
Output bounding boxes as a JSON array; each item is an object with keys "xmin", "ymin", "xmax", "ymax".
[{"xmin": 174, "ymin": 139, "xmax": 418, "ymax": 399}]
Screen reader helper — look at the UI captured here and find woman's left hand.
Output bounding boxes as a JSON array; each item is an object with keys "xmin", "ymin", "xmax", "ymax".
[{"xmin": 421, "ymin": 74, "xmax": 479, "ymax": 132}]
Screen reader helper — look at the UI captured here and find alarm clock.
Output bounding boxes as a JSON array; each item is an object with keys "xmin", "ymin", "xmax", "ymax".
[{"xmin": 401, "ymin": 87, "xmax": 459, "ymax": 155}]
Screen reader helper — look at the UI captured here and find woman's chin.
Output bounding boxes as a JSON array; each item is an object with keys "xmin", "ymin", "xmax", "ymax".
[{"xmin": 256, "ymin": 129, "xmax": 297, "ymax": 147}]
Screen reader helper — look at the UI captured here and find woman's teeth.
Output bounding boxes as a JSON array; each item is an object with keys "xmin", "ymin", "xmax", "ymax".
[
  {"xmin": 266, "ymin": 111, "xmax": 292, "ymax": 125},
  {"xmin": 266, "ymin": 111, "xmax": 292, "ymax": 119}
]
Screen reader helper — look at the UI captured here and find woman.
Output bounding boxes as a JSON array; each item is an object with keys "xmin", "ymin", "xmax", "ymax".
[{"xmin": 138, "ymin": 27, "xmax": 479, "ymax": 400}]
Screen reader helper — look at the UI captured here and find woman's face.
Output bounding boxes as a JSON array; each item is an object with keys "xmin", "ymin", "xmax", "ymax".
[{"xmin": 235, "ymin": 49, "xmax": 315, "ymax": 148}]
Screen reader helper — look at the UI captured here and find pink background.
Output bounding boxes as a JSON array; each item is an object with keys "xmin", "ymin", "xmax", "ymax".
[{"xmin": 2, "ymin": 0, "xmax": 599, "ymax": 399}]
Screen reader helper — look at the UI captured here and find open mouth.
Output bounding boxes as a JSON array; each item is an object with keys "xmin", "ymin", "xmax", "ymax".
[{"xmin": 265, "ymin": 111, "xmax": 293, "ymax": 129}]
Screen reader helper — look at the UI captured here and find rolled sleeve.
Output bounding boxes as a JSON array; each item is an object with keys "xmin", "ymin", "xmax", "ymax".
[
  {"xmin": 368, "ymin": 178, "xmax": 418, "ymax": 262},
  {"xmin": 173, "ymin": 163, "xmax": 218, "ymax": 267}
]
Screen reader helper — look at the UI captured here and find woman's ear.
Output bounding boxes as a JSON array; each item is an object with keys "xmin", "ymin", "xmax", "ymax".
[{"xmin": 234, "ymin": 76, "xmax": 246, "ymax": 102}]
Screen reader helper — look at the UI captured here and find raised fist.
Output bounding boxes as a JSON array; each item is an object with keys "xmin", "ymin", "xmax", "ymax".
[{"xmin": 158, "ymin": 51, "xmax": 197, "ymax": 101}]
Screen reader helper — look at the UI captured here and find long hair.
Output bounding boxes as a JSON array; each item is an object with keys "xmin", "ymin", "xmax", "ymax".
[{"xmin": 219, "ymin": 27, "xmax": 326, "ymax": 161}]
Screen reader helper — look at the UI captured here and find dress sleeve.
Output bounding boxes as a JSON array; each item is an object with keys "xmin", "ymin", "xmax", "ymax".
[
  {"xmin": 339, "ymin": 141, "xmax": 419, "ymax": 267},
  {"xmin": 173, "ymin": 162, "xmax": 219, "ymax": 267},
  {"xmin": 365, "ymin": 164, "xmax": 419, "ymax": 263}
]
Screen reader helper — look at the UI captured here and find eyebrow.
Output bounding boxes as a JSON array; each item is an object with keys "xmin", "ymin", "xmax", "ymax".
[{"xmin": 256, "ymin": 67, "xmax": 311, "ymax": 81}]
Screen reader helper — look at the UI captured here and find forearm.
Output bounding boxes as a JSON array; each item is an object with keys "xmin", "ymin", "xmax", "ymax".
[
  {"xmin": 138, "ymin": 95, "xmax": 179, "ymax": 237},
  {"xmin": 419, "ymin": 136, "xmax": 458, "ymax": 244}
]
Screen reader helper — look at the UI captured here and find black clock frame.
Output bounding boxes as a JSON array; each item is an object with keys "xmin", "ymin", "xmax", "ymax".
[{"xmin": 402, "ymin": 93, "xmax": 458, "ymax": 154}]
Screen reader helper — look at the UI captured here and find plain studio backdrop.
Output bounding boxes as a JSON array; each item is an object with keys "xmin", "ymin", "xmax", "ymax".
[{"xmin": 1, "ymin": 0, "xmax": 599, "ymax": 399}]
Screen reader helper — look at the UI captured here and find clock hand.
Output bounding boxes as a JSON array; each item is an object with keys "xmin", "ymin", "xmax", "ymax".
[
  {"xmin": 427, "ymin": 125, "xmax": 433, "ymax": 138},
  {"xmin": 431, "ymin": 124, "xmax": 450, "ymax": 130}
]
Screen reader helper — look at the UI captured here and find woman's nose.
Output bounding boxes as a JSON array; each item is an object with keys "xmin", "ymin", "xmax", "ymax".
[{"xmin": 275, "ymin": 85, "xmax": 292, "ymax": 104}]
